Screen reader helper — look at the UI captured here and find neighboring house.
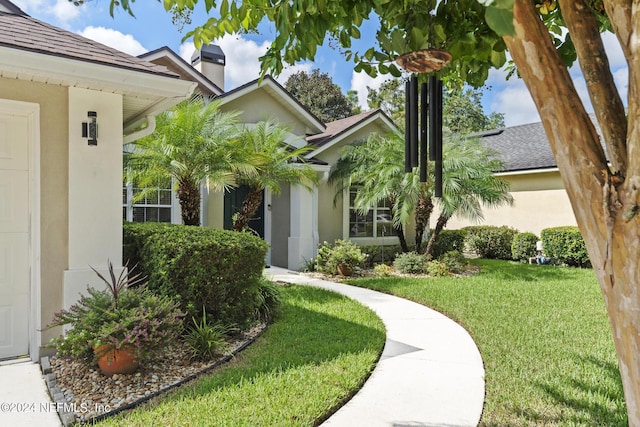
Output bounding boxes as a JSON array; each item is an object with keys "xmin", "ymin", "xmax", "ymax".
[
  {"xmin": 135, "ymin": 46, "xmax": 399, "ymax": 270},
  {"xmin": 0, "ymin": 1, "xmax": 196, "ymax": 361},
  {"xmin": 443, "ymin": 121, "xmax": 578, "ymax": 236}
]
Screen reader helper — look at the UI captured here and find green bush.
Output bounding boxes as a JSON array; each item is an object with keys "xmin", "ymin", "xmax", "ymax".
[
  {"xmin": 541, "ymin": 226, "xmax": 591, "ymax": 268},
  {"xmin": 123, "ymin": 221, "xmax": 174, "ymax": 278},
  {"xmin": 255, "ymin": 278, "xmax": 282, "ymax": 322},
  {"xmin": 183, "ymin": 309, "xmax": 232, "ymax": 361},
  {"xmin": 359, "ymin": 244, "xmax": 407, "ymax": 266},
  {"xmin": 430, "ymin": 229, "xmax": 468, "ymax": 259},
  {"xmin": 426, "ymin": 260, "xmax": 451, "ymax": 277},
  {"xmin": 130, "ymin": 224, "xmax": 268, "ymax": 328},
  {"xmin": 511, "ymin": 232, "xmax": 539, "ymax": 262},
  {"xmin": 315, "ymin": 240, "xmax": 367, "ymax": 276},
  {"xmin": 393, "ymin": 252, "xmax": 427, "ymax": 274},
  {"xmin": 438, "ymin": 250, "xmax": 468, "ymax": 274},
  {"xmin": 373, "ymin": 263, "xmax": 394, "ymax": 277},
  {"xmin": 464, "ymin": 225, "xmax": 518, "ymax": 260}
]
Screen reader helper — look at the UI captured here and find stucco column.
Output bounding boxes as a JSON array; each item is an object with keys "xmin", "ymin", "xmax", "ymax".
[
  {"xmin": 288, "ymin": 184, "xmax": 317, "ymax": 270},
  {"xmin": 63, "ymin": 87, "xmax": 124, "ymax": 309}
]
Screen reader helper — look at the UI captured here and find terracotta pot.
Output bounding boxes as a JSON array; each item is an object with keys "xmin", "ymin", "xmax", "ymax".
[
  {"xmin": 95, "ymin": 344, "xmax": 139, "ymax": 376},
  {"xmin": 337, "ymin": 263, "xmax": 354, "ymax": 276}
]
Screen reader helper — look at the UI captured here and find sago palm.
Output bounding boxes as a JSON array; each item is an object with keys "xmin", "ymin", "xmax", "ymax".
[
  {"xmin": 124, "ymin": 97, "xmax": 257, "ymax": 225},
  {"xmin": 232, "ymin": 120, "xmax": 319, "ymax": 231}
]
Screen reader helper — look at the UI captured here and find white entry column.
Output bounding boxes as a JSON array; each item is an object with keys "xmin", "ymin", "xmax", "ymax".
[{"xmin": 288, "ymin": 184, "xmax": 318, "ymax": 270}]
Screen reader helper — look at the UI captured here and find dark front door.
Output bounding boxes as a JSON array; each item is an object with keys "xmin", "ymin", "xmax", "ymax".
[{"xmin": 223, "ymin": 185, "xmax": 265, "ymax": 238}]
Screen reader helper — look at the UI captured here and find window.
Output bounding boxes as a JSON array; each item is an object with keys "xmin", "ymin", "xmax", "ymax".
[
  {"xmin": 348, "ymin": 186, "xmax": 396, "ymax": 238},
  {"xmin": 123, "ymin": 178, "xmax": 173, "ymax": 223}
]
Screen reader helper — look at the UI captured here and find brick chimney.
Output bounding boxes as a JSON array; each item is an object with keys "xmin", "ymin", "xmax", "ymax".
[{"xmin": 191, "ymin": 44, "xmax": 225, "ymax": 91}]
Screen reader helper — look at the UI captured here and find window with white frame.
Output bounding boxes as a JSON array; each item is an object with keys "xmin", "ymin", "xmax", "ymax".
[
  {"xmin": 348, "ymin": 186, "xmax": 396, "ymax": 238},
  {"xmin": 123, "ymin": 178, "xmax": 173, "ymax": 223}
]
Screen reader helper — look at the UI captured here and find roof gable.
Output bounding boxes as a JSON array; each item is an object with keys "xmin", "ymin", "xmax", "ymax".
[
  {"xmin": 140, "ymin": 46, "xmax": 223, "ymax": 96},
  {"xmin": 0, "ymin": 0, "xmax": 23, "ymax": 14},
  {"xmin": 218, "ymin": 76, "xmax": 326, "ymax": 134},
  {"xmin": 306, "ymin": 109, "xmax": 398, "ymax": 158}
]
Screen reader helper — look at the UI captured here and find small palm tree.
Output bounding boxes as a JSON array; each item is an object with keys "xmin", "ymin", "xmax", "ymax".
[
  {"xmin": 424, "ymin": 137, "xmax": 513, "ymax": 255},
  {"xmin": 232, "ymin": 121, "xmax": 319, "ymax": 231},
  {"xmin": 125, "ymin": 97, "xmax": 257, "ymax": 225}
]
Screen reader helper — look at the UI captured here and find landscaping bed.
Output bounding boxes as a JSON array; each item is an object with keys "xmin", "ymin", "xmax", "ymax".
[{"xmin": 45, "ymin": 324, "xmax": 265, "ymax": 425}]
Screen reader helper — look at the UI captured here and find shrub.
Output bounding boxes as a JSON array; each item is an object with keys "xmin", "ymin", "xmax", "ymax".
[
  {"xmin": 430, "ymin": 229, "xmax": 468, "ymax": 259},
  {"xmin": 426, "ymin": 260, "xmax": 451, "ymax": 277},
  {"xmin": 464, "ymin": 225, "xmax": 518, "ymax": 260},
  {"xmin": 183, "ymin": 309, "xmax": 232, "ymax": 361},
  {"xmin": 136, "ymin": 224, "xmax": 268, "ymax": 328},
  {"xmin": 359, "ymin": 244, "xmax": 407, "ymax": 266},
  {"xmin": 373, "ymin": 263, "xmax": 394, "ymax": 277},
  {"xmin": 541, "ymin": 226, "xmax": 591, "ymax": 268},
  {"xmin": 315, "ymin": 240, "xmax": 367, "ymax": 276},
  {"xmin": 393, "ymin": 252, "xmax": 427, "ymax": 274},
  {"xmin": 511, "ymin": 232, "xmax": 539, "ymax": 262},
  {"xmin": 123, "ymin": 221, "xmax": 174, "ymax": 279},
  {"xmin": 255, "ymin": 279, "xmax": 282, "ymax": 322},
  {"xmin": 438, "ymin": 250, "xmax": 468, "ymax": 274}
]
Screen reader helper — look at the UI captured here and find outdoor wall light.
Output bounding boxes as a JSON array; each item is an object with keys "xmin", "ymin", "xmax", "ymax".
[{"xmin": 82, "ymin": 111, "xmax": 98, "ymax": 146}]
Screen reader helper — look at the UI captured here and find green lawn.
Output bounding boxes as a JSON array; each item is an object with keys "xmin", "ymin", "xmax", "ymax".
[
  {"xmin": 346, "ymin": 259, "xmax": 627, "ymax": 426},
  {"xmin": 98, "ymin": 285, "xmax": 385, "ymax": 427}
]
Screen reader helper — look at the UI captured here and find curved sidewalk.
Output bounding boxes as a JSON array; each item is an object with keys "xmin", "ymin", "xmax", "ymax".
[{"xmin": 265, "ymin": 267, "xmax": 485, "ymax": 427}]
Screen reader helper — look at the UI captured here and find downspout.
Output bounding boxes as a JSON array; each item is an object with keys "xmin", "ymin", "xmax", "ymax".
[{"xmin": 123, "ymin": 115, "xmax": 156, "ymax": 144}]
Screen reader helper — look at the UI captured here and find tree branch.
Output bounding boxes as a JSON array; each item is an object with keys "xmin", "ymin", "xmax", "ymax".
[
  {"xmin": 603, "ymin": 0, "xmax": 633, "ymax": 60},
  {"xmin": 558, "ymin": 0, "xmax": 628, "ymax": 175}
]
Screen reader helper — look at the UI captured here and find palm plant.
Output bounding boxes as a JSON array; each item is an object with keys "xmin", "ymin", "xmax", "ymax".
[
  {"xmin": 330, "ymin": 130, "xmax": 512, "ymax": 257},
  {"xmin": 124, "ymin": 97, "xmax": 257, "ymax": 225},
  {"xmin": 232, "ymin": 120, "xmax": 319, "ymax": 231},
  {"xmin": 424, "ymin": 137, "xmax": 513, "ymax": 255}
]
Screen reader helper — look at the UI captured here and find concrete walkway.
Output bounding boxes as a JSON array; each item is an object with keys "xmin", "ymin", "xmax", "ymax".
[
  {"xmin": 0, "ymin": 358, "xmax": 62, "ymax": 427},
  {"xmin": 0, "ymin": 268, "xmax": 485, "ymax": 427},
  {"xmin": 265, "ymin": 267, "xmax": 485, "ymax": 427}
]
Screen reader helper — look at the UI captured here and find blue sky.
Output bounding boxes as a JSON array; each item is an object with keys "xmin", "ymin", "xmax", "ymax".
[{"xmin": 13, "ymin": 0, "xmax": 629, "ymax": 127}]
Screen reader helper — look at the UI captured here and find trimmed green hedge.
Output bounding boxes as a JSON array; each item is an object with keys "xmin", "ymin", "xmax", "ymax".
[
  {"xmin": 123, "ymin": 222, "xmax": 269, "ymax": 327},
  {"xmin": 541, "ymin": 226, "xmax": 591, "ymax": 268},
  {"xmin": 359, "ymin": 244, "xmax": 407, "ymax": 266},
  {"xmin": 511, "ymin": 232, "xmax": 539, "ymax": 262},
  {"xmin": 431, "ymin": 229, "xmax": 467, "ymax": 259},
  {"xmin": 464, "ymin": 225, "xmax": 518, "ymax": 260}
]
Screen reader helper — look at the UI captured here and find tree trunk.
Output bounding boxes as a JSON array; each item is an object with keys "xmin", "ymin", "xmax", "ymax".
[
  {"xmin": 233, "ymin": 187, "xmax": 263, "ymax": 231},
  {"xmin": 414, "ymin": 195, "xmax": 434, "ymax": 253},
  {"xmin": 395, "ymin": 224, "xmax": 409, "ymax": 253},
  {"xmin": 424, "ymin": 215, "xmax": 448, "ymax": 259},
  {"xmin": 176, "ymin": 176, "xmax": 201, "ymax": 226},
  {"xmin": 506, "ymin": 1, "xmax": 640, "ymax": 422}
]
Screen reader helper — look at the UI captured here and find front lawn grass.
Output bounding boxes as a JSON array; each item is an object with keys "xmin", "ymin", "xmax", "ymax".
[
  {"xmin": 98, "ymin": 285, "xmax": 385, "ymax": 427},
  {"xmin": 347, "ymin": 259, "xmax": 627, "ymax": 426}
]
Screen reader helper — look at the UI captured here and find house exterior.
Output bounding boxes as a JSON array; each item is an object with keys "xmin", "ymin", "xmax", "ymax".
[
  {"xmin": 442, "ymin": 122, "xmax": 578, "ymax": 236},
  {"xmin": 0, "ymin": 1, "xmax": 196, "ymax": 361},
  {"xmin": 137, "ymin": 46, "xmax": 400, "ymax": 270}
]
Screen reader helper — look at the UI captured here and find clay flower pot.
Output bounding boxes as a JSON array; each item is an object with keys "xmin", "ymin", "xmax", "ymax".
[
  {"xmin": 337, "ymin": 263, "xmax": 354, "ymax": 277},
  {"xmin": 95, "ymin": 344, "xmax": 139, "ymax": 376}
]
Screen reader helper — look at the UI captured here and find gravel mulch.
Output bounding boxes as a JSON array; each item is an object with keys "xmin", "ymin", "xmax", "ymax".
[{"xmin": 46, "ymin": 324, "xmax": 266, "ymax": 425}]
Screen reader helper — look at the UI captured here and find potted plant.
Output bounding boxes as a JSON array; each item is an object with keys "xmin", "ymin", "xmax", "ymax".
[
  {"xmin": 316, "ymin": 240, "xmax": 367, "ymax": 276},
  {"xmin": 46, "ymin": 261, "xmax": 183, "ymax": 376}
]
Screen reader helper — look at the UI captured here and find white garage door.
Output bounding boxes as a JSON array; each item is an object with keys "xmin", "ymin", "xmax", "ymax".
[{"xmin": 0, "ymin": 109, "xmax": 30, "ymax": 360}]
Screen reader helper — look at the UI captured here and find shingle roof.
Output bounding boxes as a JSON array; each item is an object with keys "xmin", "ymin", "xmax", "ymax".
[
  {"xmin": 0, "ymin": 7, "xmax": 177, "ymax": 78},
  {"xmin": 306, "ymin": 109, "xmax": 383, "ymax": 148},
  {"xmin": 475, "ymin": 122, "xmax": 557, "ymax": 172},
  {"xmin": 477, "ymin": 116, "xmax": 605, "ymax": 173}
]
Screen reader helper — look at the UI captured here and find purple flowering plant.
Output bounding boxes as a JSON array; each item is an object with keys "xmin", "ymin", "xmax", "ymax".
[{"xmin": 46, "ymin": 261, "xmax": 183, "ymax": 366}]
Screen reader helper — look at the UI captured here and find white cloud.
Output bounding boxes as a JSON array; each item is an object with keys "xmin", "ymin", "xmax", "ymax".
[
  {"xmin": 350, "ymin": 70, "xmax": 390, "ymax": 111},
  {"xmin": 14, "ymin": 0, "xmax": 82, "ymax": 26},
  {"xmin": 489, "ymin": 78, "xmax": 540, "ymax": 127},
  {"xmin": 180, "ymin": 35, "xmax": 313, "ymax": 91},
  {"xmin": 77, "ymin": 26, "xmax": 147, "ymax": 56},
  {"xmin": 50, "ymin": 0, "xmax": 80, "ymax": 23}
]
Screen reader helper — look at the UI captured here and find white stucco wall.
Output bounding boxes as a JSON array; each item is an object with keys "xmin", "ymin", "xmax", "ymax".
[{"xmin": 64, "ymin": 87, "xmax": 124, "ymax": 308}]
